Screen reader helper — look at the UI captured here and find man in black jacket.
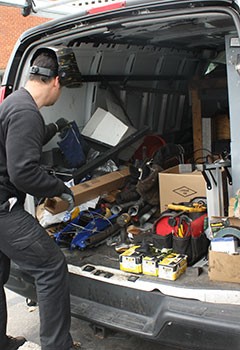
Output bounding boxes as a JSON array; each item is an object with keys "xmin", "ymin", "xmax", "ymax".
[{"xmin": 0, "ymin": 48, "xmax": 79, "ymax": 350}]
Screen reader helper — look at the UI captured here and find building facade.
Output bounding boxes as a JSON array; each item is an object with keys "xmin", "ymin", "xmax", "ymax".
[{"xmin": 0, "ymin": 6, "xmax": 48, "ymax": 80}]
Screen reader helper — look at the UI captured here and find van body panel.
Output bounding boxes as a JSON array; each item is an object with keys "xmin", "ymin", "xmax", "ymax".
[{"xmin": 3, "ymin": 1, "xmax": 240, "ymax": 349}]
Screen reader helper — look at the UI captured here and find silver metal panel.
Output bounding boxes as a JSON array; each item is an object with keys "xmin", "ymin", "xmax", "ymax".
[{"xmin": 225, "ymin": 35, "xmax": 240, "ymax": 196}]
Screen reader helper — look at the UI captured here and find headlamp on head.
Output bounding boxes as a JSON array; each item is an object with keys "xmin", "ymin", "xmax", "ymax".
[
  {"xmin": 30, "ymin": 46, "xmax": 82, "ymax": 88},
  {"xmin": 29, "ymin": 65, "xmax": 56, "ymax": 78}
]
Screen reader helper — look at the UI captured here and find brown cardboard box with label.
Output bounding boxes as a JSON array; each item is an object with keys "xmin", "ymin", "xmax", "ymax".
[
  {"xmin": 208, "ymin": 250, "xmax": 240, "ymax": 284},
  {"xmin": 44, "ymin": 167, "xmax": 129, "ymax": 214},
  {"xmin": 159, "ymin": 165, "xmax": 206, "ymax": 212}
]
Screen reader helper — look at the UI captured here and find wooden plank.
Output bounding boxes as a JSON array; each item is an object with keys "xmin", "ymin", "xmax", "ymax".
[
  {"xmin": 191, "ymin": 87, "xmax": 203, "ymax": 162},
  {"xmin": 190, "ymin": 77, "xmax": 227, "ymax": 89}
]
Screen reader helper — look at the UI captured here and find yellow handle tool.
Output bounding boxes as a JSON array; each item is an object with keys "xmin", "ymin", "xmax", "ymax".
[{"xmin": 167, "ymin": 203, "xmax": 206, "ymax": 213}]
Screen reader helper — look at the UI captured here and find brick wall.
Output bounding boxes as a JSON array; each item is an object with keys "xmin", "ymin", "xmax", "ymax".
[{"xmin": 0, "ymin": 6, "xmax": 49, "ymax": 69}]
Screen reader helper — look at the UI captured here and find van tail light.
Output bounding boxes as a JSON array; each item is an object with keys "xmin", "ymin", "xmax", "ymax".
[
  {"xmin": 87, "ymin": 1, "xmax": 126, "ymax": 14},
  {"xmin": 0, "ymin": 86, "xmax": 7, "ymax": 103}
]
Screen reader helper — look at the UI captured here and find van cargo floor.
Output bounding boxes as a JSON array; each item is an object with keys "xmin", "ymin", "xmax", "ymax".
[{"xmin": 62, "ymin": 243, "xmax": 240, "ymax": 295}]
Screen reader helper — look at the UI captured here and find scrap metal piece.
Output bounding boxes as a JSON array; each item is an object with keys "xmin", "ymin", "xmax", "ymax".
[{"xmin": 73, "ymin": 126, "xmax": 149, "ymax": 183}]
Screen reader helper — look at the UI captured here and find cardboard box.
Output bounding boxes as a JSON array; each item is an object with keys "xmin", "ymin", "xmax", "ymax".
[
  {"xmin": 228, "ymin": 216, "xmax": 240, "ymax": 228},
  {"xmin": 211, "ymin": 237, "xmax": 238, "ymax": 254},
  {"xmin": 159, "ymin": 165, "xmax": 206, "ymax": 212},
  {"xmin": 81, "ymin": 108, "xmax": 129, "ymax": 146},
  {"xmin": 119, "ymin": 245, "xmax": 143, "ymax": 274},
  {"xmin": 142, "ymin": 249, "xmax": 173, "ymax": 276},
  {"xmin": 142, "ymin": 256, "xmax": 160, "ymax": 276},
  {"xmin": 210, "ymin": 217, "xmax": 226, "ymax": 234},
  {"xmin": 158, "ymin": 253, "xmax": 187, "ymax": 281},
  {"xmin": 210, "ymin": 216, "xmax": 240, "ymax": 230},
  {"xmin": 228, "ymin": 197, "xmax": 235, "ymax": 217},
  {"xmin": 44, "ymin": 167, "xmax": 129, "ymax": 214},
  {"xmin": 208, "ymin": 250, "xmax": 240, "ymax": 284}
]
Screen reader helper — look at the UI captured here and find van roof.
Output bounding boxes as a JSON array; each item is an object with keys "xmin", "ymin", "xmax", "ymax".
[{"xmin": 19, "ymin": 0, "xmax": 237, "ymax": 53}]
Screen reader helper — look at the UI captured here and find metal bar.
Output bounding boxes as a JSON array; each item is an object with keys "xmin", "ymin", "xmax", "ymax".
[
  {"xmin": 81, "ymin": 74, "xmax": 188, "ymax": 82},
  {"xmin": 224, "ymin": 166, "xmax": 232, "ymax": 186},
  {"xmin": 208, "ymin": 170, "xmax": 217, "ymax": 187},
  {"xmin": 200, "ymin": 171, "xmax": 212, "ymax": 191},
  {"xmin": 73, "ymin": 126, "xmax": 149, "ymax": 183}
]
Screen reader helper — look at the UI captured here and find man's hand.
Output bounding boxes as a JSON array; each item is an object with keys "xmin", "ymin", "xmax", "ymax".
[
  {"xmin": 60, "ymin": 187, "xmax": 75, "ymax": 212},
  {"xmin": 55, "ymin": 118, "xmax": 69, "ymax": 132}
]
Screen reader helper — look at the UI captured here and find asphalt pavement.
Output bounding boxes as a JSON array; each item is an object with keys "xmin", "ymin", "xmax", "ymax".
[{"xmin": 5, "ymin": 288, "xmax": 182, "ymax": 350}]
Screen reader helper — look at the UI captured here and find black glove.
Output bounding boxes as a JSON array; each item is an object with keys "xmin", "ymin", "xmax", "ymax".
[
  {"xmin": 55, "ymin": 118, "xmax": 69, "ymax": 132},
  {"xmin": 60, "ymin": 186, "xmax": 75, "ymax": 212}
]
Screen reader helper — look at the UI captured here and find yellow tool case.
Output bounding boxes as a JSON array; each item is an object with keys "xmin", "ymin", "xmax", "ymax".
[
  {"xmin": 158, "ymin": 253, "xmax": 187, "ymax": 281},
  {"xmin": 119, "ymin": 245, "xmax": 143, "ymax": 274}
]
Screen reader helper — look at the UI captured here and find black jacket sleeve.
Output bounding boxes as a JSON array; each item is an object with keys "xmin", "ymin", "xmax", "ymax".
[
  {"xmin": 6, "ymin": 108, "xmax": 67, "ymax": 198},
  {"xmin": 43, "ymin": 123, "xmax": 58, "ymax": 145}
]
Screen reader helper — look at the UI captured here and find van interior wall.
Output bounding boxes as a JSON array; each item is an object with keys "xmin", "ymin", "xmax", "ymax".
[
  {"xmin": 80, "ymin": 43, "xmax": 199, "ymax": 151},
  {"xmin": 42, "ymin": 42, "xmax": 207, "ymax": 155}
]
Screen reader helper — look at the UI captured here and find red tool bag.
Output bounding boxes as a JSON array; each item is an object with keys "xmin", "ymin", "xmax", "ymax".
[{"xmin": 153, "ymin": 209, "xmax": 209, "ymax": 265}]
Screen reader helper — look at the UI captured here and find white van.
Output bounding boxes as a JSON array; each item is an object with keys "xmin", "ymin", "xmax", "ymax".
[{"xmin": 1, "ymin": 1, "xmax": 240, "ymax": 349}]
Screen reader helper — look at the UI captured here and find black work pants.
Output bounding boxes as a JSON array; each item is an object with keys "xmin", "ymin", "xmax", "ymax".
[{"xmin": 0, "ymin": 203, "xmax": 73, "ymax": 350}]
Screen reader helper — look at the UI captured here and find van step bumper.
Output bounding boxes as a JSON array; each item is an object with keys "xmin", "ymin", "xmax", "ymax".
[{"xmin": 70, "ymin": 284, "xmax": 240, "ymax": 350}]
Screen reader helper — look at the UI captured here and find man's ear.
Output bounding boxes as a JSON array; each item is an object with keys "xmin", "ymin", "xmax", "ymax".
[{"xmin": 54, "ymin": 76, "xmax": 61, "ymax": 87}]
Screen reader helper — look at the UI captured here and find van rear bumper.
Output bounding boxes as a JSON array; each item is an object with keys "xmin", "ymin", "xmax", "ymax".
[
  {"xmin": 6, "ymin": 262, "xmax": 240, "ymax": 350},
  {"xmin": 69, "ymin": 273, "xmax": 240, "ymax": 350}
]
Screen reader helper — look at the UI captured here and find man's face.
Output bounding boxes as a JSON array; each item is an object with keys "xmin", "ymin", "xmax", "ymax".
[{"xmin": 46, "ymin": 76, "xmax": 62, "ymax": 106}]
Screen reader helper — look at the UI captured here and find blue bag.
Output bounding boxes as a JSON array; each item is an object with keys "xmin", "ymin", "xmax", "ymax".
[{"xmin": 57, "ymin": 121, "xmax": 86, "ymax": 168}]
